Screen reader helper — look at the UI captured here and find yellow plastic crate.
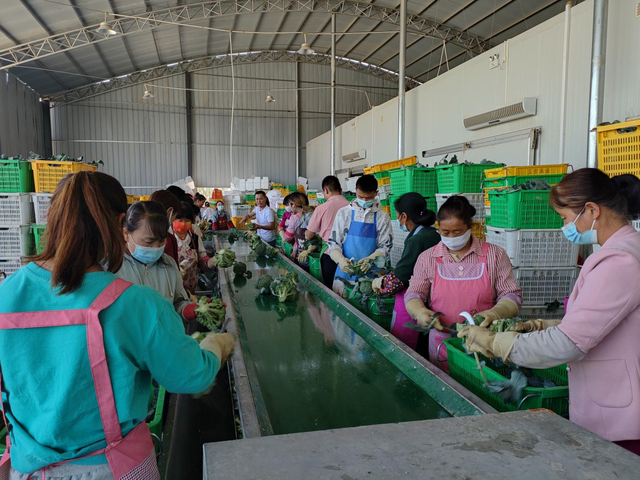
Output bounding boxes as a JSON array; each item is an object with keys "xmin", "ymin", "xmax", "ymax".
[
  {"xmin": 126, "ymin": 195, "xmax": 140, "ymax": 204},
  {"xmin": 364, "ymin": 156, "xmax": 417, "ymax": 174},
  {"xmin": 32, "ymin": 161, "xmax": 97, "ymax": 193},
  {"xmin": 381, "ymin": 205, "xmax": 391, "ymax": 215},
  {"xmin": 231, "ymin": 216, "xmax": 251, "ymax": 230},
  {"xmin": 484, "ymin": 164, "xmax": 569, "ymax": 179},
  {"xmin": 378, "ymin": 177, "xmax": 391, "ymax": 185},
  {"xmin": 434, "ymin": 221, "xmax": 485, "ymax": 242},
  {"xmin": 139, "ymin": 195, "xmax": 150, "ymax": 201},
  {"xmin": 597, "ymin": 120, "xmax": 640, "ymax": 177}
]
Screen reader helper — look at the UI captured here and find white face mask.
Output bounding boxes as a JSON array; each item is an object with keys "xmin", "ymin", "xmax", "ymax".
[{"xmin": 440, "ymin": 229, "xmax": 472, "ymax": 251}]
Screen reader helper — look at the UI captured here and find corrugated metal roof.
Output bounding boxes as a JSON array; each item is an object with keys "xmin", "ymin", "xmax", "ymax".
[{"xmin": 0, "ymin": 0, "xmax": 577, "ymax": 95}]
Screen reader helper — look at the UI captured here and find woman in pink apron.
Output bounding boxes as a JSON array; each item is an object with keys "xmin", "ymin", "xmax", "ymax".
[
  {"xmin": 459, "ymin": 170, "xmax": 640, "ymax": 455},
  {"xmin": 371, "ymin": 193, "xmax": 439, "ymax": 350},
  {"xmin": 0, "ymin": 171, "xmax": 233, "ymax": 479},
  {"xmin": 404, "ymin": 195, "xmax": 521, "ymax": 372},
  {"xmin": 170, "ymin": 201, "xmax": 217, "ymax": 294}
]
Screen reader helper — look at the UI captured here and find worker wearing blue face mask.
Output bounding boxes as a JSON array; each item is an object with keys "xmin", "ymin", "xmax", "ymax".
[
  {"xmin": 327, "ymin": 174, "xmax": 393, "ymax": 296},
  {"xmin": 115, "ymin": 201, "xmax": 200, "ymax": 323}
]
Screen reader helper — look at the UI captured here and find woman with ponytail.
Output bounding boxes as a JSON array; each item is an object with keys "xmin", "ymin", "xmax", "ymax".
[
  {"xmin": 459, "ymin": 169, "xmax": 640, "ymax": 454},
  {"xmin": 0, "ymin": 172, "xmax": 234, "ymax": 478},
  {"xmin": 371, "ymin": 193, "xmax": 440, "ymax": 350}
]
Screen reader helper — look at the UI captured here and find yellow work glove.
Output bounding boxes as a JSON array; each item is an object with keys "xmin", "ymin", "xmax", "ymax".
[
  {"xmin": 279, "ymin": 230, "xmax": 287, "ymax": 242},
  {"xmin": 200, "ymin": 332, "xmax": 235, "ymax": 363},
  {"xmin": 329, "ymin": 249, "xmax": 353, "ymax": 274},
  {"xmin": 371, "ymin": 277, "xmax": 384, "ymax": 292},
  {"xmin": 476, "ymin": 298, "xmax": 519, "ymax": 328},
  {"xmin": 207, "ymin": 257, "xmax": 217, "ymax": 269},
  {"xmin": 297, "ymin": 249, "xmax": 311, "ymax": 263},
  {"xmin": 405, "ymin": 298, "xmax": 441, "ymax": 330},
  {"xmin": 457, "ymin": 326, "xmax": 518, "ymax": 361},
  {"xmin": 356, "ymin": 251, "xmax": 385, "ymax": 274},
  {"xmin": 509, "ymin": 319, "xmax": 562, "ymax": 333}
]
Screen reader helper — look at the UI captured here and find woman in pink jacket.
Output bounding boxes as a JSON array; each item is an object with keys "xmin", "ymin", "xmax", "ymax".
[{"xmin": 460, "ymin": 168, "xmax": 640, "ymax": 455}]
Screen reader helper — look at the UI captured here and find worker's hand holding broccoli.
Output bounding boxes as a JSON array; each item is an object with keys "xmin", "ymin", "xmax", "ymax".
[
  {"xmin": 371, "ymin": 277, "xmax": 384, "ymax": 292},
  {"xmin": 329, "ymin": 249, "xmax": 354, "ymax": 274},
  {"xmin": 475, "ymin": 299, "xmax": 519, "ymax": 328},
  {"xmin": 297, "ymin": 249, "xmax": 311, "ymax": 263},
  {"xmin": 508, "ymin": 319, "xmax": 562, "ymax": 332},
  {"xmin": 199, "ymin": 332, "xmax": 235, "ymax": 363},
  {"xmin": 457, "ymin": 326, "xmax": 517, "ymax": 360},
  {"xmin": 405, "ymin": 299, "xmax": 442, "ymax": 330},
  {"xmin": 356, "ymin": 251, "xmax": 386, "ymax": 274},
  {"xmin": 207, "ymin": 257, "xmax": 217, "ymax": 269}
]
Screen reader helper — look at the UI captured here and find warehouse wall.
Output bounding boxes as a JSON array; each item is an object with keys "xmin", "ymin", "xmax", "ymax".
[
  {"xmin": 0, "ymin": 72, "xmax": 45, "ymax": 157},
  {"xmin": 305, "ymin": 0, "xmax": 640, "ymax": 189},
  {"xmin": 51, "ymin": 63, "xmax": 397, "ymax": 193}
]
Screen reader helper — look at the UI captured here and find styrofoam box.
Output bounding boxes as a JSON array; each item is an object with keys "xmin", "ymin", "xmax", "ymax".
[
  {"xmin": 486, "ymin": 227, "xmax": 579, "ymax": 268},
  {"xmin": 0, "ymin": 257, "xmax": 26, "ymax": 283},
  {"xmin": 32, "ymin": 193, "xmax": 52, "ymax": 225},
  {"xmin": 632, "ymin": 219, "xmax": 640, "ymax": 231},
  {"xmin": 514, "ymin": 267, "xmax": 579, "ymax": 307},
  {"xmin": 392, "ymin": 221, "xmax": 409, "ymax": 247},
  {"xmin": 245, "ymin": 179, "xmax": 254, "ymax": 191},
  {"xmin": 519, "ymin": 306, "xmax": 566, "ymax": 321},
  {"xmin": 0, "ymin": 193, "xmax": 33, "ymax": 227},
  {"xmin": 261, "ymin": 177, "xmax": 269, "ymax": 189},
  {"xmin": 436, "ymin": 193, "xmax": 484, "ymax": 221},
  {"xmin": 390, "ymin": 245, "xmax": 404, "ymax": 268}
]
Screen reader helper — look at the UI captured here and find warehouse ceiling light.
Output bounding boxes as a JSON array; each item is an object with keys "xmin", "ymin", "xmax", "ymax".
[
  {"xmin": 96, "ymin": 13, "xmax": 117, "ymax": 36},
  {"xmin": 265, "ymin": 91, "xmax": 275, "ymax": 103},
  {"xmin": 297, "ymin": 34, "xmax": 315, "ymax": 55},
  {"xmin": 142, "ymin": 84, "xmax": 154, "ymax": 100}
]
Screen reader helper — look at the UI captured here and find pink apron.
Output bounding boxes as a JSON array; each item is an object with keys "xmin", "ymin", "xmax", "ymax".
[
  {"xmin": 0, "ymin": 279, "xmax": 159, "ymax": 480},
  {"xmin": 177, "ymin": 232, "xmax": 199, "ymax": 293},
  {"xmin": 390, "ymin": 290, "xmax": 419, "ymax": 350},
  {"xmin": 429, "ymin": 242, "xmax": 494, "ymax": 373}
]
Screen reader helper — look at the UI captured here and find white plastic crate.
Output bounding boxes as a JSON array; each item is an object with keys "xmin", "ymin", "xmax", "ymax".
[
  {"xmin": 514, "ymin": 267, "xmax": 579, "ymax": 306},
  {"xmin": 632, "ymin": 219, "xmax": 640, "ymax": 231},
  {"xmin": 436, "ymin": 193, "xmax": 484, "ymax": 221},
  {"xmin": 519, "ymin": 306, "xmax": 566, "ymax": 321},
  {"xmin": 391, "ymin": 221, "xmax": 409, "ymax": 247},
  {"xmin": 0, "ymin": 193, "xmax": 33, "ymax": 227},
  {"xmin": 486, "ymin": 227, "xmax": 579, "ymax": 267},
  {"xmin": 390, "ymin": 245, "xmax": 404, "ymax": 268},
  {"xmin": 0, "ymin": 226, "xmax": 33, "ymax": 257},
  {"xmin": 32, "ymin": 193, "xmax": 53, "ymax": 225},
  {"xmin": 346, "ymin": 176, "xmax": 360, "ymax": 192},
  {"xmin": 0, "ymin": 257, "xmax": 26, "ymax": 283},
  {"xmin": 378, "ymin": 184, "xmax": 392, "ymax": 195},
  {"xmin": 230, "ymin": 204, "xmax": 251, "ymax": 217}
]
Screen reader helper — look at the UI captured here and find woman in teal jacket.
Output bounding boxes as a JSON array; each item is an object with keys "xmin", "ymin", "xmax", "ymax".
[{"xmin": 0, "ymin": 172, "xmax": 234, "ymax": 478}]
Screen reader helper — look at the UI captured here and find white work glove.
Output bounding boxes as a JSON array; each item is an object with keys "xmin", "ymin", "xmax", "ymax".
[
  {"xmin": 405, "ymin": 298, "xmax": 441, "ymax": 330},
  {"xmin": 508, "ymin": 319, "xmax": 562, "ymax": 333},
  {"xmin": 279, "ymin": 230, "xmax": 287, "ymax": 242},
  {"xmin": 371, "ymin": 277, "xmax": 384, "ymax": 292},
  {"xmin": 207, "ymin": 257, "xmax": 217, "ymax": 269},
  {"xmin": 200, "ymin": 332, "xmax": 235, "ymax": 363},
  {"xmin": 329, "ymin": 249, "xmax": 353, "ymax": 274},
  {"xmin": 476, "ymin": 299, "xmax": 519, "ymax": 328}
]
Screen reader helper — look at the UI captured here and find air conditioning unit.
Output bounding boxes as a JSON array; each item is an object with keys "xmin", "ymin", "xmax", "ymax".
[
  {"xmin": 463, "ymin": 98, "xmax": 537, "ymax": 131},
  {"xmin": 342, "ymin": 150, "xmax": 366, "ymax": 163}
]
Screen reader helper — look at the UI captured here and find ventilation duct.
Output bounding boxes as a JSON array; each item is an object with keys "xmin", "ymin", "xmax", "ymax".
[
  {"xmin": 342, "ymin": 150, "xmax": 367, "ymax": 163},
  {"xmin": 463, "ymin": 98, "xmax": 537, "ymax": 131}
]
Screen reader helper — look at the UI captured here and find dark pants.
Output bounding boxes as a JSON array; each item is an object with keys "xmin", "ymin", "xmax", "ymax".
[{"xmin": 321, "ymin": 253, "xmax": 338, "ymax": 288}]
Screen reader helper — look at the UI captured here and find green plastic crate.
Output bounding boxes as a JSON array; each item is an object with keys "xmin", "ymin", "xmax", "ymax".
[
  {"xmin": 389, "ymin": 195, "xmax": 436, "ymax": 218},
  {"xmin": 283, "ymin": 241, "xmax": 293, "ymax": 257},
  {"xmin": 32, "ymin": 224, "xmax": 46, "ymax": 254},
  {"xmin": 445, "ymin": 337, "xmax": 569, "ymax": 414},
  {"xmin": 308, "ymin": 253, "xmax": 322, "ymax": 281},
  {"xmin": 0, "ymin": 422, "xmax": 6, "ymax": 456},
  {"xmin": 286, "ymin": 185, "xmax": 297, "ymax": 192},
  {"xmin": 483, "ymin": 173, "xmax": 565, "ymax": 189},
  {"xmin": 0, "ymin": 159, "xmax": 33, "ymax": 193},
  {"xmin": 380, "ymin": 198, "xmax": 390, "ymax": 207},
  {"xmin": 147, "ymin": 384, "xmax": 166, "ymax": 438},
  {"xmin": 487, "ymin": 189, "xmax": 562, "ymax": 229},
  {"xmin": 389, "ymin": 167, "xmax": 437, "ymax": 197},
  {"xmin": 374, "ymin": 170, "xmax": 392, "ymax": 180},
  {"xmin": 344, "ymin": 285, "xmax": 395, "ymax": 331},
  {"xmin": 245, "ymin": 194, "xmax": 255, "ymax": 202},
  {"xmin": 389, "ymin": 195, "xmax": 396, "ymax": 219},
  {"xmin": 436, "ymin": 163, "xmax": 504, "ymax": 193},
  {"xmin": 317, "ymin": 198, "xmax": 327, "ymax": 205},
  {"xmin": 345, "ymin": 194, "xmax": 356, "ymax": 202}
]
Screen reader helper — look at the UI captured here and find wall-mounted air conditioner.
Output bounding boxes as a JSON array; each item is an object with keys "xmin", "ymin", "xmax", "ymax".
[
  {"xmin": 463, "ymin": 98, "xmax": 537, "ymax": 131},
  {"xmin": 342, "ymin": 150, "xmax": 366, "ymax": 163}
]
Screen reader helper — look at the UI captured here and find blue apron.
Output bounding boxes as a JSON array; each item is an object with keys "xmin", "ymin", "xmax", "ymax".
[{"xmin": 335, "ymin": 210, "xmax": 378, "ymax": 282}]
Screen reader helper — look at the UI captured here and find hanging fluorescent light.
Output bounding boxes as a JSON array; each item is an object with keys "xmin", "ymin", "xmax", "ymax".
[
  {"xmin": 265, "ymin": 91, "xmax": 275, "ymax": 103},
  {"xmin": 297, "ymin": 34, "xmax": 315, "ymax": 55},
  {"xmin": 96, "ymin": 12, "xmax": 117, "ymax": 36},
  {"xmin": 142, "ymin": 84, "xmax": 154, "ymax": 100}
]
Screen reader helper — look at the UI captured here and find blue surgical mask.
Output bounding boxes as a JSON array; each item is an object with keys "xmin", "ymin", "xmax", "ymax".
[
  {"xmin": 217, "ymin": 205, "xmax": 224, "ymax": 212},
  {"xmin": 562, "ymin": 207, "xmax": 598, "ymax": 245},
  {"xmin": 397, "ymin": 219, "xmax": 408, "ymax": 233},
  {"xmin": 130, "ymin": 240, "xmax": 165, "ymax": 265},
  {"xmin": 357, "ymin": 198, "xmax": 375, "ymax": 209}
]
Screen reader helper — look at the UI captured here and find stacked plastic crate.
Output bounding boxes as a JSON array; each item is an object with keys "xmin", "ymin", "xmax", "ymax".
[
  {"xmin": 434, "ymin": 162, "xmax": 503, "ymax": 242},
  {"xmin": 483, "ymin": 165, "xmax": 575, "ymax": 318}
]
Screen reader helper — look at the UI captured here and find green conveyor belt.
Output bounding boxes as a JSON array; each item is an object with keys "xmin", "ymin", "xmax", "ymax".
[{"xmin": 217, "ymin": 235, "xmax": 492, "ymax": 437}]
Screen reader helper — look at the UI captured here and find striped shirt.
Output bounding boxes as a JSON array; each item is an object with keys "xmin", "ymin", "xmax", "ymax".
[{"xmin": 405, "ymin": 237, "xmax": 522, "ymax": 308}]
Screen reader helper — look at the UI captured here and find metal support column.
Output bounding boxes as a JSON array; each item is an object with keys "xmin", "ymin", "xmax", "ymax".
[
  {"xmin": 330, "ymin": 14, "xmax": 336, "ymax": 175},
  {"xmin": 558, "ymin": 1, "xmax": 572, "ymax": 164},
  {"xmin": 587, "ymin": 0, "xmax": 608, "ymax": 168},
  {"xmin": 41, "ymin": 99, "xmax": 52, "ymax": 158},
  {"xmin": 397, "ymin": 0, "xmax": 407, "ymax": 159},
  {"xmin": 185, "ymin": 72, "xmax": 193, "ymax": 177},
  {"xmin": 295, "ymin": 62, "xmax": 300, "ymax": 181}
]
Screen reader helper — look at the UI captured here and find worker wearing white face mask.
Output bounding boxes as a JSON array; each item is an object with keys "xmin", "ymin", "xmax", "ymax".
[{"xmin": 404, "ymin": 195, "xmax": 521, "ymax": 371}]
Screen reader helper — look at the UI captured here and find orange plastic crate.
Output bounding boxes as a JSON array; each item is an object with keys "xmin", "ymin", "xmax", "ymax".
[{"xmin": 32, "ymin": 161, "xmax": 97, "ymax": 193}]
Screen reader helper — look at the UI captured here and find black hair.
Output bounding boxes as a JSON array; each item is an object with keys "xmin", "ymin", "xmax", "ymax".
[
  {"xmin": 176, "ymin": 201, "xmax": 196, "ymax": 222},
  {"xmin": 394, "ymin": 192, "xmax": 436, "ymax": 227},
  {"xmin": 437, "ymin": 195, "xmax": 476, "ymax": 227},
  {"xmin": 255, "ymin": 190, "xmax": 270, "ymax": 207},
  {"xmin": 167, "ymin": 185, "xmax": 186, "ymax": 201},
  {"xmin": 282, "ymin": 194, "xmax": 292, "ymax": 205},
  {"xmin": 552, "ymin": 169, "xmax": 640, "ymax": 219},
  {"xmin": 125, "ymin": 201, "xmax": 169, "ymax": 241},
  {"xmin": 322, "ymin": 175, "xmax": 342, "ymax": 194},
  {"xmin": 355, "ymin": 174, "xmax": 378, "ymax": 194},
  {"xmin": 216, "ymin": 200, "xmax": 225, "ymax": 206},
  {"xmin": 194, "ymin": 193, "xmax": 206, "ymax": 203}
]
